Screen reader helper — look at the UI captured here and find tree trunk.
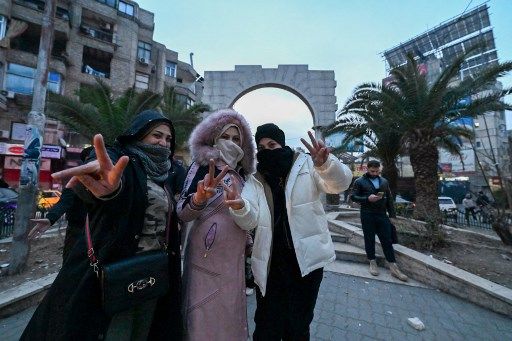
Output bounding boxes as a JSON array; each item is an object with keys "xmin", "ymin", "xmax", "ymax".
[
  {"xmin": 9, "ymin": 0, "xmax": 56, "ymax": 274},
  {"xmin": 381, "ymin": 159, "xmax": 399, "ymax": 199},
  {"xmin": 409, "ymin": 141, "xmax": 441, "ymax": 223},
  {"xmin": 492, "ymin": 216, "xmax": 512, "ymax": 245}
]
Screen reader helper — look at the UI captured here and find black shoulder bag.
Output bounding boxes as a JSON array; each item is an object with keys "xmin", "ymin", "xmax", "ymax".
[{"xmin": 85, "ymin": 193, "xmax": 172, "ymax": 316}]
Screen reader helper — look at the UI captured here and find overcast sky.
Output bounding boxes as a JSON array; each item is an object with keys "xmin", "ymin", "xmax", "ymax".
[{"xmin": 136, "ymin": 0, "xmax": 512, "ymax": 148}]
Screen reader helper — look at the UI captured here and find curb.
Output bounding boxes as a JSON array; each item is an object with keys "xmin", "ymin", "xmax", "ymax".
[
  {"xmin": 0, "ymin": 273, "xmax": 57, "ymax": 319},
  {"xmin": 328, "ymin": 216, "xmax": 512, "ymax": 317}
]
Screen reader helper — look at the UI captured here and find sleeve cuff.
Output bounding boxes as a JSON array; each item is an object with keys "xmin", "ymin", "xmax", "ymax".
[
  {"xmin": 98, "ymin": 180, "xmax": 123, "ymax": 201},
  {"xmin": 188, "ymin": 194, "xmax": 207, "ymax": 211},
  {"xmin": 229, "ymin": 199, "xmax": 250, "ymax": 217},
  {"xmin": 314, "ymin": 158, "xmax": 331, "ymax": 172}
]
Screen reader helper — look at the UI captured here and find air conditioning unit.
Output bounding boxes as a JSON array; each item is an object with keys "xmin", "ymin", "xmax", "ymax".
[
  {"xmin": 138, "ymin": 57, "xmax": 149, "ymax": 65},
  {"xmin": 6, "ymin": 91, "xmax": 15, "ymax": 99},
  {"xmin": 0, "ymin": 130, "xmax": 10, "ymax": 139}
]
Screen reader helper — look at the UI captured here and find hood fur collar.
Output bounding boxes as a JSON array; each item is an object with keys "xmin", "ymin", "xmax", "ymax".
[{"xmin": 188, "ymin": 108, "xmax": 256, "ymax": 174}]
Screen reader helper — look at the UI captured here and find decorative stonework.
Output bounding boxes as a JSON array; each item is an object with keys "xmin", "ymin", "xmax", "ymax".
[{"xmin": 202, "ymin": 65, "xmax": 337, "ymax": 130}]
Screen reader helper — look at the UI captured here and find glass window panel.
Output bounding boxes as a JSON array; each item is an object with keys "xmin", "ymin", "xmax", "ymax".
[
  {"xmin": 165, "ymin": 61, "xmax": 176, "ymax": 77},
  {"xmin": 8, "ymin": 63, "xmax": 36, "ymax": 78},
  {"xmin": 6, "ymin": 74, "xmax": 34, "ymax": 94}
]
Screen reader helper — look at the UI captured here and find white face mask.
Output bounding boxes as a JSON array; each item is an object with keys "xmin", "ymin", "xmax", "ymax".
[{"xmin": 214, "ymin": 139, "xmax": 244, "ymax": 169}]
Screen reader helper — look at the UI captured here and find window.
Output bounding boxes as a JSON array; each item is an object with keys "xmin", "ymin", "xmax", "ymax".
[
  {"xmin": 56, "ymin": 7, "xmax": 70, "ymax": 21},
  {"xmin": 165, "ymin": 61, "xmax": 176, "ymax": 77},
  {"xmin": 96, "ymin": 0, "xmax": 116, "ymax": 8},
  {"xmin": 137, "ymin": 41, "xmax": 151, "ymax": 61},
  {"xmin": 135, "ymin": 73, "xmax": 149, "ymax": 90},
  {"xmin": 118, "ymin": 1, "xmax": 134, "ymax": 16},
  {"xmin": 5, "ymin": 63, "xmax": 61, "ymax": 94},
  {"xmin": 176, "ymin": 94, "xmax": 194, "ymax": 108},
  {"xmin": 0, "ymin": 15, "xmax": 6, "ymax": 39},
  {"xmin": 47, "ymin": 72, "xmax": 61, "ymax": 93},
  {"xmin": 476, "ymin": 141, "xmax": 482, "ymax": 148}
]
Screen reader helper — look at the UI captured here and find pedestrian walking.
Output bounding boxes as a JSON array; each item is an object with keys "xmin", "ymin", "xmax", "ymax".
[
  {"xmin": 463, "ymin": 193, "xmax": 478, "ymax": 224},
  {"xmin": 21, "ymin": 110, "xmax": 183, "ymax": 340},
  {"xmin": 177, "ymin": 109, "xmax": 255, "ymax": 340},
  {"xmin": 225, "ymin": 123, "xmax": 352, "ymax": 340},
  {"xmin": 351, "ymin": 160, "xmax": 408, "ymax": 281}
]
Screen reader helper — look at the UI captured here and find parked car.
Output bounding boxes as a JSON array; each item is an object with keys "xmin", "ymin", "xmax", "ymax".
[
  {"xmin": 438, "ymin": 196, "xmax": 457, "ymax": 216},
  {"xmin": 0, "ymin": 187, "xmax": 18, "ymax": 204},
  {"xmin": 37, "ymin": 190, "xmax": 62, "ymax": 210}
]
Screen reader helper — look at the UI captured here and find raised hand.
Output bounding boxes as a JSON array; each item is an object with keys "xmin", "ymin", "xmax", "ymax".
[
  {"xmin": 52, "ymin": 134, "xmax": 129, "ymax": 198},
  {"xmin": 28, "ymin": 218, "xmax": 51, "ymax": 239},
  {"xmin": 193, "ymin": 159, "xmax": 229, "ymax": 205},
  {"xmin": 300, "ymin": 131, "xmax": 330, "ymax": 167},
  {"xmin": 223, "ymin": 175, "xmax": 245, "ymax": 210}
]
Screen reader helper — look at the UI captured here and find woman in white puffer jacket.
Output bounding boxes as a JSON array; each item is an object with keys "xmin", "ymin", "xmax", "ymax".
[{"xmin": 224, "ymin": 123, "xmax": 352, "ymax": 340}]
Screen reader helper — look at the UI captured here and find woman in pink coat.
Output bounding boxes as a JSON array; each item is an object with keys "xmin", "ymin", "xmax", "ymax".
[{"xmin": 177, "ymin": 108, "xmax": 255, "ymax": 340}]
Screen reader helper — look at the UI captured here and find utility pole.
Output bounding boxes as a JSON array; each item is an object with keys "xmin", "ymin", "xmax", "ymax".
[{"xmin": 9, "ymin": 0, "xmax": 57, "ymax": 274}]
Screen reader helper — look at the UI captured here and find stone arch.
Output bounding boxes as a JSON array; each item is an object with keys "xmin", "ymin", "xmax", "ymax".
[
  {"xmin": 228, "ymin": 83, "xmax": 315, "ymax": 122},
  {"xmin": 202, "ymin": 65, "xmax": 338, "ymax": 134}
]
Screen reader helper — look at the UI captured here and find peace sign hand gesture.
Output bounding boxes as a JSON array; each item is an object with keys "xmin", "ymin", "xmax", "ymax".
[
  {"xmin": 193, "ymin": 159, "xmax": 229, "ymax": 205},
  {"xmin": 300, "ymin": 131, "xmax": 330, "ymax": 167},
  {"xmin": 223, "ymin": 175, "xmax": 245, "ymax": 210},
  {"xmin": 52, "ymin": 134, "xmax": 129, "ymax": 198}
]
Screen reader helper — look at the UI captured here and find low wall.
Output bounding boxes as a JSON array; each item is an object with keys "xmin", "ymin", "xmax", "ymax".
[{"xmin": 329, "ymin": 218, "xmax": 512, "ymax": 317}]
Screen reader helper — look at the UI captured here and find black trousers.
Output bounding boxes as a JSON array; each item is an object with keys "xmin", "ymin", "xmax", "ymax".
[
  {"xmin": 361, "ymin": 212, "xmax": 396, "ymax": 263},
  {"xmin": 253, "ymin": 262, "xmax": 323, "ymax": 341}
]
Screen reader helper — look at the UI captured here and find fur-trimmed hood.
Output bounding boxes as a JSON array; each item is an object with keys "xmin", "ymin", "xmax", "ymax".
[{"xmin": 189, "ymin": 108, "xmax": 256, "ymax": 174}]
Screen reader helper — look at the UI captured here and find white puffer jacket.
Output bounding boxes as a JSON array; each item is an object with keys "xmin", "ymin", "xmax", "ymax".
[{"xmin": 230, "ymin": 152, "xmax": 352, "ymax": 296}]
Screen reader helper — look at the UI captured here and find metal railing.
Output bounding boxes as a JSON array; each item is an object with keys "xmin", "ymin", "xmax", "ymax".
[
  {"xmin": 0, "ymin": 203, "xmax": 16, "ymax": 239},
  {"xmin": 396, "ymin": 206, "xmax": 495, "ymax": 230},
  {"xmin": 442, "ymin": 209, "xmax": 493, "ymax": 229},
  {"xmin": 79, "ymin": 24, "xmax": 114, "ymax": 44}
]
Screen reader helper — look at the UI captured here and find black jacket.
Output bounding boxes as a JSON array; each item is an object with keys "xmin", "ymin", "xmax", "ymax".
[
  {"xmin": 45, "ymin": 188, "xmax": 87, "ymax": 260},
  {"xmin": 351, "ymin": 173, "xmax": 396, "ymax": 218},
  {"xmin": 21, "ymin": 147, "xmax": 183, "ymax": 341}
]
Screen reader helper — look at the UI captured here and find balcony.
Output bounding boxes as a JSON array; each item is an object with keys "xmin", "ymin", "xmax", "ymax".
[
  {"xmin": 12, "ymin": 1, "xmax": 70, "ymax": 36},
  {"xmin": 175, "ymin": 81, "xmax": 196, "ymax": 95},
  {"xmin": 81, "ymin": 46, "xmax": 112, "ymax": 79},
  {"xmin": 9, "ymin": 22, "xmax": 68, "ymax": 68},
  {"xmin": 79, "ymin": 24, "xmax": 115, "ymax": 44}
]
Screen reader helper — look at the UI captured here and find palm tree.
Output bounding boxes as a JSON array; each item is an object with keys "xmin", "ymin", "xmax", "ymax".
[
  {"xmin": 47, "ymin": 78, "xmax": 162, "ymax": 144},
  {"xmin": 379, "ymin": 50, "xmax": 511, "ymax": 222},
  {"xmin": 159, "ymin": 85, "xmax": 210, "ymax": 150},
  {"xmin": 328, "ymin": 83, "xmax": 404, "ymax": 196}
]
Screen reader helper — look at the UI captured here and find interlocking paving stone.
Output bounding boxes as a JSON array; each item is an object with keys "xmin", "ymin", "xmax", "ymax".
[{"xmin": 1, "ymin": 271, "xmax": 511, "ymax": 340}]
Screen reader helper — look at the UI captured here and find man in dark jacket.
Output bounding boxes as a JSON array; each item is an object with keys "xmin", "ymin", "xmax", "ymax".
[{"xmin": 351, "ymin": 160, "xmax": 408, "ymax": 281}]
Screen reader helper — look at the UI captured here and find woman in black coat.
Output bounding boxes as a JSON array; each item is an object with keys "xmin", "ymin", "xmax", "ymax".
[{"xmin": 21, "ymin": 110, "xmax": 183, "ymax": 340}]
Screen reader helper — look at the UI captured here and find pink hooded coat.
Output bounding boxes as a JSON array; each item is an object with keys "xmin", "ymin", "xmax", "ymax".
[{"xmin": 177, "ymin": 109, "xmax": 255, "ymax": 340}]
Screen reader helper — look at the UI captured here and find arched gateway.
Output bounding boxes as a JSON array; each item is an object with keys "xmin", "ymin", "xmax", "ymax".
[{"xmin": 202, "ymin": 65, "xmax": 338, "ymax": 135}]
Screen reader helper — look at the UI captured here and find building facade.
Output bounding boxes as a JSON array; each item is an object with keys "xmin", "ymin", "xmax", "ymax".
[{"xmin": 0, "ymin": 0, "xmax": 203, "ymax": 188}]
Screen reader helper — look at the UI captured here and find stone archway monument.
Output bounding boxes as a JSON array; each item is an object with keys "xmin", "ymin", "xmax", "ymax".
[{"xmin": 202, "ymin": 65, "xmax": 338, "ymax": 134}]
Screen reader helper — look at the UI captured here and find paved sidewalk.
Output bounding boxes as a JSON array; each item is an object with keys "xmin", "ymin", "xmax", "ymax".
[{"xmin": 2, "ymin": 271, "xmax": 511, "ymax": 340}]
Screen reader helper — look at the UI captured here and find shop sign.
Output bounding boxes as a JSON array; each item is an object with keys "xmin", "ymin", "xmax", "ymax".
[{"xmin": 0, "ymin": 143, "xmax": 62, "ymax": 159}]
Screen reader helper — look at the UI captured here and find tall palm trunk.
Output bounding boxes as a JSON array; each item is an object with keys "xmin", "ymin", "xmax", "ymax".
[
  {"xmin": 409, "ymin": 142, "xmax": 441, "ymax": 223},
  {"xmin": 381, "ymin": 159, "xmax": 399, "ymax": 199}
]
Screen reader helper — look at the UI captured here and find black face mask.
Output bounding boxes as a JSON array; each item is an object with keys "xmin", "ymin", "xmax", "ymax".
[{"xmin": 257, "ymin": 146, "xmax": 294, "ymax": 179}]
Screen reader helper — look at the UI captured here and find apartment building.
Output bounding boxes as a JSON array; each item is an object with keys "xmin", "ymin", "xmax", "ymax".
[{"xmin": 0, "ymin": 0, "xmax": 203, "ymax": 188}]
